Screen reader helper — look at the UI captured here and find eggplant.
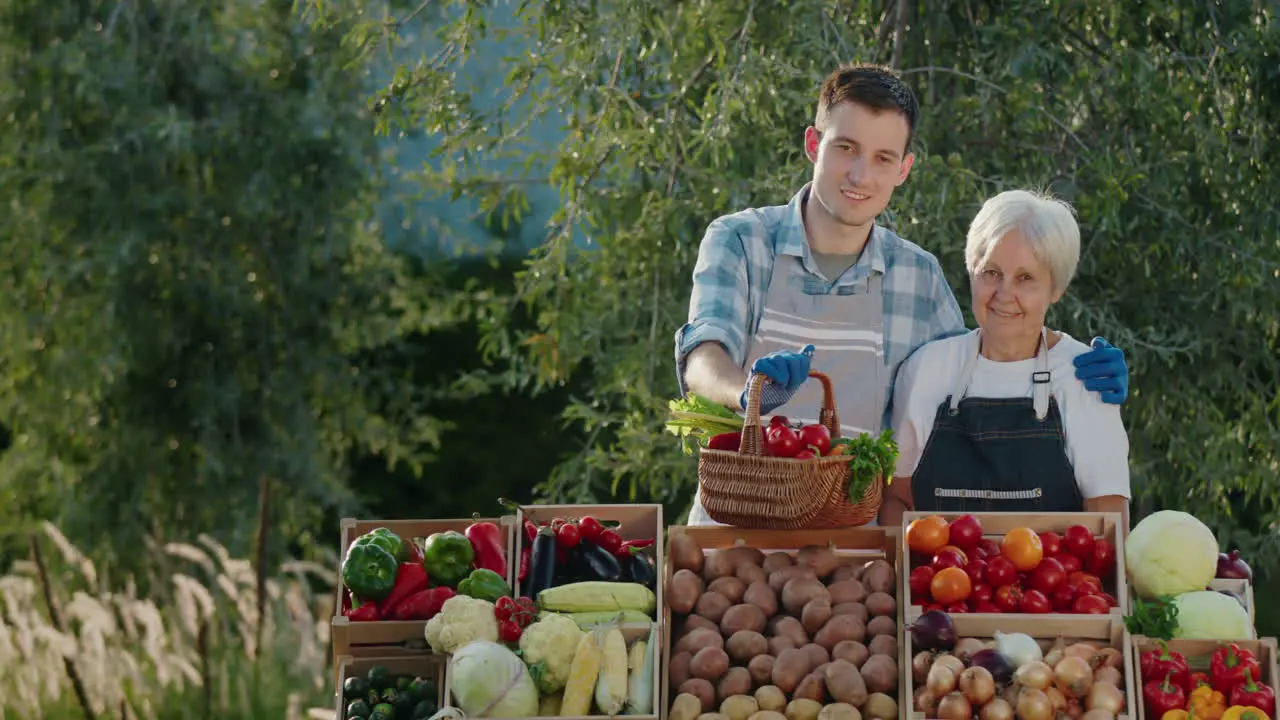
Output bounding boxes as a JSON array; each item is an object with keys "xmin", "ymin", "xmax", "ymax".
[
  {"xmin": 576, "ymin": 541, "xmax": 622, "ymax": 582},
  {"xmin": 526, "ymin": 526, "xmax": 557, "ymax": 599},
  {"xmin": 622, "ymin": 550, "xmax": 656, "ymax": 588}
]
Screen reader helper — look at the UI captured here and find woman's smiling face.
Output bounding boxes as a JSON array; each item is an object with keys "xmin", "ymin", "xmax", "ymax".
[{"xmin": 970, "ymin": 229, "xmax": 1063, "ymax": 341}]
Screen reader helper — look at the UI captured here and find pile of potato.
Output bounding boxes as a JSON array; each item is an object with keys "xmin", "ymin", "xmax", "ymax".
[{"xmin": 665, "ymin": 532, "xmax": 901, "ymax": 720}]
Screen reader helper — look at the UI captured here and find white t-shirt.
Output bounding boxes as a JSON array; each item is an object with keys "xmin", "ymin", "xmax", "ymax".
[{"xmin": 891, "ymin": 329, "xmax": 1131, "ymax": 500}]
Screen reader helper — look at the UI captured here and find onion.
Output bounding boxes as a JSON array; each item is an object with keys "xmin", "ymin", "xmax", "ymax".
[
  {"xmin": 959, "ymin": 666, "xmax": 996, "ymax": 705},
  {"xmin": 979, "ymin": 697, "xmax": 1014, "ymax": 720},
  {"xmin": 1217, "ymin": 549, "xmax": 1253, "ymax": 580},
  {"xmin": 914, "ymin": 687, "xmax": 938, "ymax": 715},
  {"xmin": 1044, "ymin": 636, "xmax": 1067, "ymax": 667},
  {"xmin": 995, "ymin": 630, "xmax": 1043, "ymax": 668},
  {"xmin": 1086, "ymin": 681, "xmax": 1126, "ymax": 715},
  {"xmin": 1054, "ymin": 656, "xmax": 1095, "ymax": 698},
  {"xmin": 912, "ymin": 651, "xmax": 935, "ymax": 684},
  {"xmin": 1064, "ymin": 642, "xmax": 1100, "ymax": 664},
  {"xmin": 927, "ymin": 661, "xmax": 958, "ymax": 696},
  {"xmin": 1093, "ymin": 666, "xmax": 1123, "ymax": 687},
  {"xmin": 1045, "ymin": 686, "xmax": 1068, "ymax": 714},
  {"xmin": 954, "ymin": 637, "xmax": 988, "ymax": 660},
  {"xmin": 933, "ymin": 653, "xmax": 967, "ymax": 678},
  {"xmin": 1015, "ymin": 660, "xmax": 1054, "ymax": 690},
  {"xmin": 1081, "ymin": 710, "xmax": 1116, "ymax": 720},
  {"xmin": 910, "ymin": 610, "xmax": 958, "ymax": 651},
  {"xmin": 970, "ymin": 648, "xmax": 1014, "ymax": 684},
  {"xmin": 1095, "ymin": 647, "xmax": 1124, "ymax": 670},
  {"xmin": 936, "ymin": 691, "xmax": 972, "ymax": 720},
  {"xmin": 1017, "ymin": 688, "xmax": 1054, "ymax": 720}
]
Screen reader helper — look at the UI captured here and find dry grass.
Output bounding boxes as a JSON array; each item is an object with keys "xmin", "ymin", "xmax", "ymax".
[{"xmin": 0, "ymin": 522, "xmax": 341, "ymax": 720}]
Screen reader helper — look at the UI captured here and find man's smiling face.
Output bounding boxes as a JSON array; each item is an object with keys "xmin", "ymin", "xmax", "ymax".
[{"xmin": 804, "ymin": 101, "xmax": 915, "ymax": 233}]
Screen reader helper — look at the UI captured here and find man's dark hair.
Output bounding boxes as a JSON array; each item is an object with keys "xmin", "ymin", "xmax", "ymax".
[{"xmin": 815, "ymin": 63, "xmax": 920, "ymax": 151}]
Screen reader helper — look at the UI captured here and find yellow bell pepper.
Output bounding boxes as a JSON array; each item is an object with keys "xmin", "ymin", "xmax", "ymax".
[
  {"xmin": 1163, "ymin": 710, "xmax": 1190, "ymax": 720},
  {"xmin": 1190, "ymin": 685, "xmax": 1226, "ymax": 720},
  {"xmin": 1221, "ymin": 707, "xmax": 1269, "ymax": 720}
]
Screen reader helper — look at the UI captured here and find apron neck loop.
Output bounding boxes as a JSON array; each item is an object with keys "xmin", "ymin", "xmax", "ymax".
[{"xmin": 949, "ymin": 328, "xmax": 1053, "ymax": 421}]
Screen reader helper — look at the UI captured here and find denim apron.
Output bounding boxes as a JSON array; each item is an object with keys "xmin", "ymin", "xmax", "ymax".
[{"xmin": 910, "ymin": 329, "xmax": 1083, "ymax": 512}]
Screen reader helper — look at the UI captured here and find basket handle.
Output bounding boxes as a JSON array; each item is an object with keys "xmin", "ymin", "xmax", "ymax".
[{"xmin": 740, "ymin": 370, "xmax": 841, "ymax": 456}]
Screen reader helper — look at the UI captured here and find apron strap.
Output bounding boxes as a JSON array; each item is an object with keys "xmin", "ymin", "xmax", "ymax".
[
  {"xmin": 948, "ymin": 328, "xmax": 1054, "ymax": 421},
  {"xmin": 947, "ymin": 332, "xmax": 983, "ymax": 415}
]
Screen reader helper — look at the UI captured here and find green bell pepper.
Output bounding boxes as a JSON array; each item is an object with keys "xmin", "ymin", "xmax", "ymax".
[
  {"xmin": 342, "ymin": 542, "xmax": 399, "ymax": 601},
  {"xmin": 457, "ymin": 568, "xmax": 510, "ymax": 602},
  {"xmin": 422, "ymin": 531, "xmax": 474, "ymax": 588},
  {"xmin": 351, "ymin": 528, "xmax": 406, "ymax": 562}
]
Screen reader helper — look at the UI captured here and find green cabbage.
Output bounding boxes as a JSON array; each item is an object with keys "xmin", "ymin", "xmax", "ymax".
[
  {"xmin": 1125, "ymin": 510, "xmax": 1219, "ymax": 600},
  {"xmin": 448, "ymin": 640, "xmax": 540, "ymax": 718},
  {"xmin": 1172, "ymin": 591, "xmax": 1254, "ymax": 640}
]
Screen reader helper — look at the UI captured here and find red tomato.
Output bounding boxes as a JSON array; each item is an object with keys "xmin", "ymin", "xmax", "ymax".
[
  {"xmin": 931, "ymin": 567, "xmax": 973, "ymax": 605},
  {"xmin": 932, "ymin": 547, "xmax": 968, "ymax": 572},
  {"xmin": 1050, "ymin": 584, "xmax": 1077, "ymax": 612},
  {"xmin": 906, "ymin": 515, "xmax": 951, "ymax": 555},
  {"xmin": 908, "ymin": 566, "xmax": 936, "ymax": 600},
  {"xmin": 1020, "ymin": 589, "xmax": 1052, "ymax": 614},
  {"xmin": 964, "ymin": 558, "xmax": 988, "ymax": 586},
  {"xmin": 923, "ymin": 603, "xmax": 944, "ymax": 612},
  {"xmin": 972, "ymin": 600, "xmax": 1003, "ymax": 613},
  {"xmin": 945, "ymin": 603, "xmax": 969, "ymax": 613},
  {"xmin": 1029, "ymin": 557, "xmax": 1067, "ymax": 595},
  {"xmin": 797, "ymin": 423, "xmax": 831, "ymax": 456},
  {"xmin": 1066, "ymin": 571, "xmax": 1104, "ymax": 596},
  {"xmin": 1100, "ymin": 592, "xmax": 1120, "ymax": 608},
  {"xmin": 764, "ymin": 425, "xmax": 803, "ymax": 457},
  {"xmin": 947, "ymin": 514, "xmax": 984, "ymax": 550},
  {"xmin": 793, "ymin": 449, "xmax": 816, "ymax": 460},
  {"xmin": 1062, "ymin": 524, "xmax": 1096, "ymax": 559},
  {"xmin": 1072, "ymin": 593, "xmax": 1111, "ymax": 614},
  {"xmin": 977, "ymin": 538, "xmax": 1001, "ymax": 560},
  {"xmin": 1088, "ymin": 538, "xmax": 1117, "ymax": 577},
  {"xmin": 970, "ymin": 583, "xmax": 994, "ymax": 605},
  {"xmin": 1038, "ymin": 531, "xmax": 1063, "ymax": 556},
  {"xmin": 769, "ymin": 415, "xmax": 790, "ymax": 426},
  {"xmin": 984, "ymin": 556, "xmax": 1018, "ymax": 588},
  {"xmin": 995, "ymin": 585, "xmax": 1023, "ymax": 613},
  {"xmin": 1054, "ymin": 552, "xmax": 1083, "ymax": 574}
]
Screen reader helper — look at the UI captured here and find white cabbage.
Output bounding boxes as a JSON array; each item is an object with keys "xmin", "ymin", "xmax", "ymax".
[
  {"xmin": 1125, "ymin": 510, "xmax": 1218, "ymax": 600},
  {"xmin": 448, "ymin": 640, "xmax": 540, "ymax": 718}
]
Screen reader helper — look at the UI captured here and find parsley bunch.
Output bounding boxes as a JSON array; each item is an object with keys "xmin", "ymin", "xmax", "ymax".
[{"xmin": 838, "ymin": 429, "xmax": 899, "ymax": 503}]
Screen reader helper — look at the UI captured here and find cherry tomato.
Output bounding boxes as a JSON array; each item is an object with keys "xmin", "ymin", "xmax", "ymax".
[
  {"xmin": 550, "ymin": 517, "xmax": 567, "ymax": 530},
  {"xmin": 1001, "ymin": 527, "xmax": 1044, "ymax": 572},
  {"xmin": 578, "ymin": 516, "xmax": 604, "ymax": 542},
  {"xmin": 764, "ymin": 425, "xmax": 803, "ymax": 458},
  {"xmin": 1050, "ymin": 584, "xmax": 1077, "ymax": 612},
  {"xmin": 947, "ymin": 514, "xmax": 984, "ymax": 550},
  {"xmin": 797, "ymin": 424, "xmax": 831, "ymax": 456},
  {"xmin": 1062, "ymin": 524, "xmax": 1096, "ymax": 560},
  {"xmin": 932, "ymin": 547, "xmax": 968, "ymax": 572},
  {"xmin": 498, "ymin": 618, "xmax": 523, "ymax": 643},
  {"xmin": 556, "ymin": 522, "xmax": 581, "ymax": 549},
  {"xmin": 909, "ymin": 566, "xmax": 936, "ymax": 600},
  {"xmin": 494, "ymin": 595, "xmax": 517, "ymax": 621},
  {"xmin": 984, "ymin": 555, "xmax": 1018, "ymax": 588},
  {"xmin": 597, "ymin": 529, "xmax": 623, "ymax": 555},
  {"xmin": 1020, "ymin": 589, "xmax": 1052, "ymax": 614},
  {"xmin": 1038, "ymin": 531, "xmax": 1063, "ymax": 556},
  {"xmin": 972, "ymin": 600, "xmax": 1003, "ymax": 613},
  {"xmin": 964, "ymin": 558, "xmax": 988, "ymax": 586},
  {"xmin": 1088, "ymin": 538, "xmax": 1117, "ymax": 577},
  {"xmin": 1054, "ymin": 551, "xmax": 1083, "ymax": 574},
  {"xmin": 995, "ymin": 584, "xmax": 1023, "ymax": 613},
  {"xmin": 970, "ymin": 583, "xmax": 994, "ymax": 605},
  {"xmin": 1072, "ymin": 593, "xmax": 1111, "ymax": 614},
  {"xmin": 1029, "ymin": 557, "xmax": 1067, "ymax": 595},
  {"xmin": 907, "ymin": 515, "xmax": 951, "ymax": 555},
  {"xmin": 930, "ymin": 567, "xmax": 973, "ymax": 605}
]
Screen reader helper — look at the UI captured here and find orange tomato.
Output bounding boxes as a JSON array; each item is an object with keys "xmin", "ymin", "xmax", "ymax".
[
  {"xmin": 907, "ymin": 515, "xmax": 951, "ymax": 554},
  {"xmin": 930, "ymin": 566, "xmax": 973, "ymax": 605},
  {"xmin": 1001, "ymin": 527, "xmax": 1044, "ymax": 571}
]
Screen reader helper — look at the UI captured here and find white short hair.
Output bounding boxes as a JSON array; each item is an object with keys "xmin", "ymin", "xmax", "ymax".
[{"xmin": 964, "ymin": 189, "xmax": 1081, "ymax": 293}]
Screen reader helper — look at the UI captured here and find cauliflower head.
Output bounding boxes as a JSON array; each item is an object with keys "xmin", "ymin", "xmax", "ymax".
[
  {"xmin": 425, "ymin": 595, "xmax": 498, "ymax": 654},
  {"xmin": 517, "ymin": 612, "xmax": 584, "ymax": 694}
]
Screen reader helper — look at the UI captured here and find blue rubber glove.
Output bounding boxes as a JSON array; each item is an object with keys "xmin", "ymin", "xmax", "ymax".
[
  {"xmin": 740, "ymin": 344, "xmax": 815, "ymax": 414},
  {"xmin": 1072, "ymin": 336, "xmax": 1129, "ymax": 405}
]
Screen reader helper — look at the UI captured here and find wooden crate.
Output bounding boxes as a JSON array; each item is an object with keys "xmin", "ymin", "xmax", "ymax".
[
  {"xmin": 513, "ymin": 504, "xmax": 665, "ymax": 623},
  {"xmin": 1209, "ymin": 577, "xmax": 1256, "ymax": 627},
  {"xmin": 331, "ymin": 516, "xmax": 517, "ymax": 659},
  {"xmin": 1131, "ymin": 636, "xmax": 1280, "ymax": 720},
  {"xmin": 901, "ymin": 511, "xmax": 1129, "ymax": 619},
  {"xmin": 334, "ymin": 653, "xmax": 445, "ymax": 718},
  {"xmin": 440, "ymin": 622, "xmax": 663, "ymax": 720},
  {"xmin": 903, "ymin": 614, "xmax": 1138, "ymax": 719},
  {"xmin": 659, "ymin": 525, "xmax": 905, "ymax": 720}
]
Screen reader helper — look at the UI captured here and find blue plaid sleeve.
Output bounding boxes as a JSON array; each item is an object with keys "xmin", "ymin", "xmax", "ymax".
[{"xmin": 674, "ymin": 218, "xmax": 751, "ymax": 397}]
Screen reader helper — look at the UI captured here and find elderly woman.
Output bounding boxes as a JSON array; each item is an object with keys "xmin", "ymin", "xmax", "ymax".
[{"xmin": 879, "ymin": 190, "xmax": 1130, "ymax": 525}]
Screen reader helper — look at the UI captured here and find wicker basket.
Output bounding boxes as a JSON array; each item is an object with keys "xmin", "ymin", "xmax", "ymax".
[{"xmin": 697, "ymin": 370, "xmax": 883, "ymax": 529}]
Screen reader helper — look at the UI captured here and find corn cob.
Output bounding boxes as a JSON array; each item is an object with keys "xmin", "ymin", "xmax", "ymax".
[
  {"xmin": 560, "ymin": 629, "xmax": 602, "ymax": 716},
  {"xmin": 537, "ymin": 609, "xmax": 652, "ymax": 628},
  {"xmin": 594, "ymin": 626, "xmax": 629, "ymax": 715},
  {"xmin": 626, "ymin": 623, "xmax": 655, "ymax": 715},
  {"xmin": 537, "ymin": 582, "xmax": 656, "ymax": 614}
]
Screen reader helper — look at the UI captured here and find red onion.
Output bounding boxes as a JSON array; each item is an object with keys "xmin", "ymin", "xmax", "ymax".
[
  {"xmin": 969, "ymin": 648, "xmax": 1014, "ymax": 684},
  {"xmin": 909, "ymin": 610, "xmax": 958, "ymax": 651},
  {"xmin": 1217, "ymin": 549, "xmax": 1253, "ymax": 580}
]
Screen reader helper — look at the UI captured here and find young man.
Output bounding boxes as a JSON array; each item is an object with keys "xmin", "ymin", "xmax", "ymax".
[{"xmin": 673, "ymin": 64, "xmax": 1129, "ymax": 526}]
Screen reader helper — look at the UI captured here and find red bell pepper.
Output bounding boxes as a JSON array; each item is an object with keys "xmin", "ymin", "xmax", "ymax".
[
  {"xmin": 1189, "ymin": 671, "xmax": 1211, "ymax": 689},
  {"xmin": 465, "ymin": 516, "xmax": 508, "ymax": 579},
  {"xmin": 613, "ymin": 538, "xmax": 655, "ymax": 559},
  {"xmin": 1141, "ymin": 641, "xmax": 1191, "ymax": 689},
  {"xmin": 345, "ymin": 603, "xmax": 380, "ymax": 622},
  {"xmin": 377, "ymin": 562, "xmax": 430, "ymax": 618},
  {"xmin": 1211, "ymin": 643, "xmax": 1262, "ymax": 694},
  {"xmin": 1143, "ymin": 672, "xmax": 1186, "ymax": 718},
  {"xmin": 394, "ymin": 586, "xmax": 456, "ymax": 621},
  {"xmin": 1229, "ymin": 672, "xmax": 1276, "ymax": 715},
  {"xmin": 518, "ymin": 546, "xmax": 530, "ymax": 583}
]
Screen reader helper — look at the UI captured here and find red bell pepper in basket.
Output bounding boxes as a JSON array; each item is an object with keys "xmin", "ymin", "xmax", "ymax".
[
  {"xmin": 1211, "ymin": 643, "xmax": 1262, "ymax": 694},
  {"xmin": 394, "ymin": 586, "xmax": 455, "ymax": 621},
  {"xmin": 377, "ymin": 561, "xmax": 430, "ymax": 619},
  {"xmin": 345, "ymin": 603, "xmax": 380, "ymax": 622},
  {"xmin": 1143, "ymin": 672, "xmax": 1187, "ymax": 718},
  {"xmin": 1229, "ymin": 673, "xmax": 1276, "ymax": 715},
  {"xmin": 1141, "ymin": 641, "xmax": 1191, "ymax": 690},
  {"xmin": 465, "ymin": 516, "xmax": 508, "ymax": 579}
]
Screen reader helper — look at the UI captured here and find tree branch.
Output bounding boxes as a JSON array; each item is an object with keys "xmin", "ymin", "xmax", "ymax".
[{"xmin": 891, "ymin": 0, "xmax": 909, "ymax": 69}]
